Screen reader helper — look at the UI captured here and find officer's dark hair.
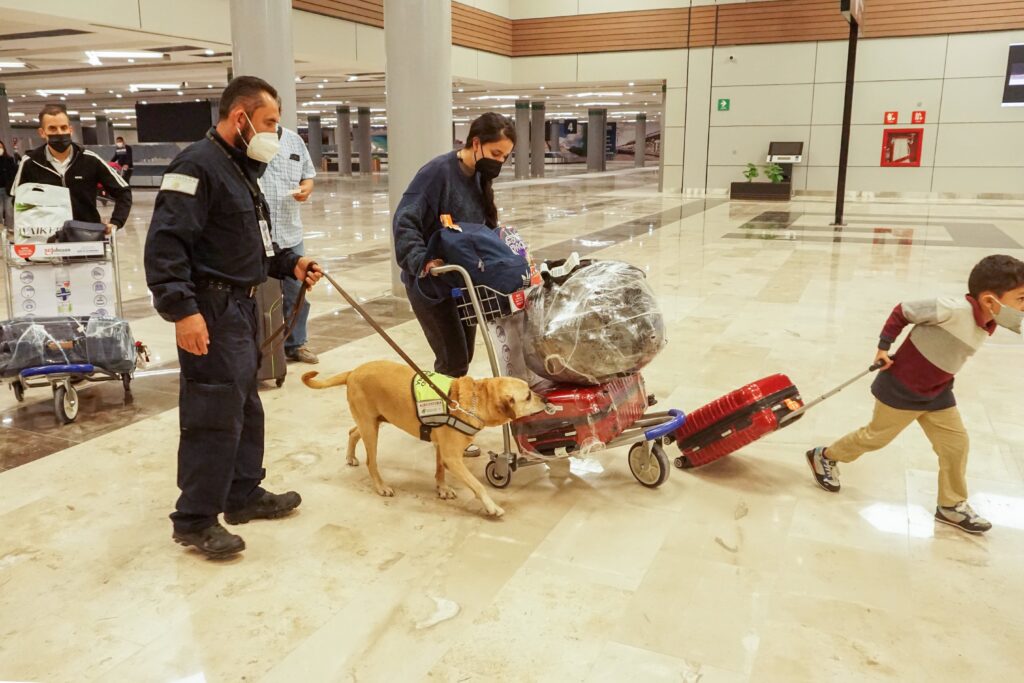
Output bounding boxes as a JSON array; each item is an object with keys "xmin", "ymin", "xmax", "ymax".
[
  {"xmin": 968, "ymin": 254, "xmax": 1024, "ymax": 298},
  {"xmin": 218, "ymin": 76, "xmax": 278, "ymax": 120},
  {"xmin": 116, "ymin": 136, "xmax": 125, "ymax": 143},
  {"xmin": 38, "ymin": 103, "xmax": 69, "ymax": 127},
  {"xmin": 463, "ymin": 112, "xmax": 516, "ymax": 228}
]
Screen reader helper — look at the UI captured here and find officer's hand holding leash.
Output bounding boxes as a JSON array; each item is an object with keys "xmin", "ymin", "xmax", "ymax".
[{"xmin": 295, "ymin": 256, "xmax": 323, "ymax": 289}]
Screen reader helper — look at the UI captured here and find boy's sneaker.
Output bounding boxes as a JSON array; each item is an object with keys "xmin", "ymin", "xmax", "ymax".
[
  {"xmin": 935, "ymin": 501, "xmax": 992, "ymax": 535},
  {"xmin": 805, "ymin": 446, "xmax": 841, "ymax": 492}
]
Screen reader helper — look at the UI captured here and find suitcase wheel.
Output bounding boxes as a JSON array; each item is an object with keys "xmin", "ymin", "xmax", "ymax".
[
  {"xmin": 674, "ymin": 456, "xmax": 694, "ymax": 470},
  {"xmin": 628, "ymin": 441, "xmax": 670, "ymax": 488}
]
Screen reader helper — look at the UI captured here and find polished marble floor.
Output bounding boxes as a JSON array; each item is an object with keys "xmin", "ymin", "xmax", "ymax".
[{"xmin": 2, "ymin": 164, "xmax": 1024, "ymax": 682}]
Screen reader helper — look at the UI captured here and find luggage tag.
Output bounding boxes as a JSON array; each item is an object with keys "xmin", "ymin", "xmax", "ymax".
[{"xmin": 258, "ymin": 219, "xmax": 275, "ymax": 257}]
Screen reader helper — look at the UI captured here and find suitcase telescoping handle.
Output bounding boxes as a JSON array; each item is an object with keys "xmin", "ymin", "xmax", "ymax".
[{"xmin": 779, "ymin": 360, "xmax": 887, "ymax": 426}]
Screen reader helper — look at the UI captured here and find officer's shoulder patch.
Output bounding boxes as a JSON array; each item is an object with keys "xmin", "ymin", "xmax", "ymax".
[{"xmin": 160, "ymin": 173, "xmax": 200, "ymax": 196}]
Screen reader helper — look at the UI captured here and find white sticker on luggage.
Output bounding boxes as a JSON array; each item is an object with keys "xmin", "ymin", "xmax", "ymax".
[{"xmin": 160, "ymin": 173, "xmax": 199, "ymax": 195}]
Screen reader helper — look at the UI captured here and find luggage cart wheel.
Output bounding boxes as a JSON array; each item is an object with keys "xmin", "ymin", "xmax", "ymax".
[
  {"xmin": 485, "ymin": 460, "xmax": 512, "ymax": 489},
  {"xmin": 121, "ymin": 373, "xmax": 132, "ymax": 394},
  {"xmin": 11, "ymin": 382, "xmax": 24, "ymax": 403},
  {"xmin": 629, "ymin": 441, "xmax": 670, "ymax": 488},
  {"xmin": 54, "ymin": 383, "xmax": 80, "ymax": 424}
]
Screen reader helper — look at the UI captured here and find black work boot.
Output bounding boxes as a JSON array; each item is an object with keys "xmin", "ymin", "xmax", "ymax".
[
  {"xmin": 224, "ymin": 490, "xmax": 302, "ymax": 525},
  {"xmin": 172, "ymin": 523, "xmax": 245, "ymax": 558}
]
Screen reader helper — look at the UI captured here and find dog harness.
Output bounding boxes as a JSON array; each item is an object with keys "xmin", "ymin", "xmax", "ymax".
[{"xmin": 412, "ymin": 372, "xmax": 481, "ymax": 442}]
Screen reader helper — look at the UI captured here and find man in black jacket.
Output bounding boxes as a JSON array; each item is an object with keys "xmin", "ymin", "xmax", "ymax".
[
  {"xmin": 12, "ymin": 104, "xmax": 132, "ymax": 234},
  {"xmin": 145, "ymin": 76, "xmax": 322, "ymax": 559}
]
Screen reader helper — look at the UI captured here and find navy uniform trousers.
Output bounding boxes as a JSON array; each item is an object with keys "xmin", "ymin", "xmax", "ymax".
[{"xmin": 170, "ymin": 287, "xmax": 267, "ymax": 532}]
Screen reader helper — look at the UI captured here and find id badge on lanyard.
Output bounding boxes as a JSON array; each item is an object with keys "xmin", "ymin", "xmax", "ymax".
[{"xmin": 258, "ymin": 218, "xmax": 275, "ymax": 257}]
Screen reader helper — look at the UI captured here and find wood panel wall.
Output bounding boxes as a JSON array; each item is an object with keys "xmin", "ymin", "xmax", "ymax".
[
  {"xmin": 293, "ymin": 0, "xmax": 383, "ymax": 28},
  {"xmin": 511, "ymin": 9, "xmax": 688, "ymax": 57},
  {"xmin": 292, "ymin": 0, "xmax": 1024, "ymax": 57}
]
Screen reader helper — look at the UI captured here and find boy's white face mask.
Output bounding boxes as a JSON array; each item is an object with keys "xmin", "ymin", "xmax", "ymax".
[{"xmin": 986, "ymin": 296, "xmax": 1024, "ymax": 334}]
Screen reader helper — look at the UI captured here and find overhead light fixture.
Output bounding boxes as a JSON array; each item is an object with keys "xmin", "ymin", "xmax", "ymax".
[
  {"xmin": 116, "ymin": 93, "xmax": 123, "ymax": 98},
  {"xmin": 317, "ymin": 84, "xmax": 324, "ymax": 89},
  {"xmin": 37, "ymin": 88, "xmax": 86, "ymax": 96},
  {"xmin": 9, "ymin": 112, "xmax": 25, "ymax": 117},
  {"xmin": 539, "ymin": 85, "xmax": 545, "ymax": 90},
  {"xmin": 580, "ymin": 102, "xmax": 621, "ymax": 106},
  {"xmin": 203, "ymin": 49, "xmax": 215, "ymax": 56},
  {"xmin": 628, "ymin": 82, "xmax": 635, "ymax": 86},
  {"xmin": 469, "ymin": 95, "xmax": 519, "ymax": 101},
  {"xmin": 322, "ymin": 79, "xmax": 329, "ymax": 83},
  {"xmin": 85, "ymin": 50, "xmax": 164, "ymax": 66},
  {"xmin": 0, "ymin": 60, "xmax": 28, "ymax": 69},
  {"xmin": 176, "ymin": 90, "xmax": 184, "ymax": 95},
  {"xmin": 104, "ymin": 108, "xmax": 136, "ymax": 113},
  {"xmin": 347, "ymin": 75, "xmax": 358, "ymax": 82},
  {"xmin": 207, "ymin": 84, "xmax": 214, "ymax": 88},
  {"xmin": 302, "ymin": 100, "xmax": 345, "ymax": 106},
  {"xmin": 575, "ymin": 92, "xmax": 622, "ymax": 98},
  {"xmin": 129, "ymin": 83, "xmax": 178, "ymax": 92}
]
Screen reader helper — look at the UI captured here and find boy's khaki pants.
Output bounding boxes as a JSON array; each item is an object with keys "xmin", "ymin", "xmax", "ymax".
[{"xmin": 827, "ymin": 400, "xmax": 969, "ymax": 507}]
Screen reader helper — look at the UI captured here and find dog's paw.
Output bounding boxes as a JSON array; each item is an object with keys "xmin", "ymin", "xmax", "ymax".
[
  {"xmin": 375, "ymin": 485, "xmax": 395, "ymax": 497},
  {"xmin": 436, "ymin": 485, "xmax": 458, "ymax": 500},
  {"xmin": 484, "ymin": 501, "xmax": 505, "ymax": 517},
  {"xmin": 346, "ymin": 456, "xmax": 359, "ymax": 467}
]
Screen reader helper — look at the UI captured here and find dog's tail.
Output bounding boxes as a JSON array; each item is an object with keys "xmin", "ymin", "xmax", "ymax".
[{"xmin": 301, "ymin": 370, "xmax": 350, "ymax": 389}]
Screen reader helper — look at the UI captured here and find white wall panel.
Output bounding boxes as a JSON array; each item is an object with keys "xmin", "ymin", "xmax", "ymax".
[
  {"xmin": 5, "ymin": 0, "xmax": 142, "ymax": 27},
  {"xmin": 140, "ymin": 0, "xmax": 228, "ymax": 42},
  {"xmin": 356, "ymin": 25, "xmax": 386, "ymax": 67},
  {"xmin": 944, "ymin": 30, "xmax": 1024, "ymax": 79},
  {"xmin": 934, "ymin": 123, "xmax": 1024, "ymax": 167},
  {"xmin": 294, "ymin": 11, "xmax": 357, "ymax": 64},
  {"xmin": 683, "ymin": 48, "xmax": 714, "ymax": 191},
  {"xmin": 511, "ymin": 55, "xmax": 578, "ymax": 84},
  {"xmin": 812, "ymin": 80, "xmax": 943, "ymax": 126},
  {"xmin": 663, "ymin": 123, "xmax": 686, "ymax": 166},
  {"xmin": 932, "ymin": 167, "xmax": 1024, "ymax": 195},
  {"xmin": 845, "ymin": 166, "xmax": 936, "ymax": 193},
  {"xmin": 854, "ymin": 35, "xmax": 949, "ymax": 82},
  {"xmin": 707, "ymin": 125, "xmax": 811, "ymax": 166},
  {"xmin": 452, "ymin": 46, "xmax": 480, "ymax": 79},
  {"xmin": 479, "ymin": 51, "xmax": 513, "ymax": 83},
  {"xmin": 467, "ymin": 0, "xmax": 510, "ymax": 17},
  {"xmin": 579, "ymin": 0, "xmax": 690, "ymax": 13},
  {"xmin": 578, "ymin": 49, "xmax": 686, "ymax": 83},
  {"xmin": 662, "ymin": 164, "xmax": 684, "ymax": 194},
  {"xmin": 813, "ymin": 41, "xmax": 848, "ymax": 84},
  {"xmin": 709, "ymin": 84, "xmax": 813, "ymax": 126},
  {"xmin": 509, "ymin": 0, "xmax": 577, "ymax": 19},
  {"xmin": 712, "ymin": 43, "xmax": 817, "ymax": 86},
  {"xmin": 939, "ymin": 78, "xmax": 1024, "ymax": 123}
]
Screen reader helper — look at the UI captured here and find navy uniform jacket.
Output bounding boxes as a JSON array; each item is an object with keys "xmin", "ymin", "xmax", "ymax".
[{"xmin": 144, "ymin": 129, "xmax": 300, "ymax": 322}]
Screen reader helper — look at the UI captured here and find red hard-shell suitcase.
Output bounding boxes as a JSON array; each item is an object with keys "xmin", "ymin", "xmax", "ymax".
[
  {"xmin": 512, "ymin": 374, "xmax": 650, "ymax": 457},
  {"xmin": 673, "ymin": 374, "xmax": 804, "ymax": 469}
]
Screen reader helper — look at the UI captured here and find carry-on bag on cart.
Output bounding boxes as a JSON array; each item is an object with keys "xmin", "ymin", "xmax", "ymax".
[
  {"xmin": 0, "ymin": 316, "xmax": 135, "ymax": 378},
  {"xmin": 256, "ymin": 279, "xmax": 287, "ymax": 387},
  {"xmin": 673, "ymin": 363, "xmax": 883, "ymax": 469},
  {"xmin": 513, "ymin": 373, "xmax": 651, "ymax": 457}
]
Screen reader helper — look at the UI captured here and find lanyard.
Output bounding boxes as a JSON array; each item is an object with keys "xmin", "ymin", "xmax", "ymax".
[{"xmin": 206, "ymin": 130, "xmax": 267, "ymax": 222}]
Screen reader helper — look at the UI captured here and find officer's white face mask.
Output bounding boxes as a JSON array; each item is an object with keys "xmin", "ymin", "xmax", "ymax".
[{"xmin": 239, "ymin": 112, "xmax": 280, "ymax": 163}]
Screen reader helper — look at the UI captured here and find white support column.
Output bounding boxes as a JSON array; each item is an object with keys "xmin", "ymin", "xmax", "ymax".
[
  {"xmin": 356, "ymin": 107, "xmax": 372, "ymax": 175},
  {"xmin": 69, "ymin": 113, "xmax": 83, "ymax": 144},
  {"xmin": 229, "ymin": 0, "xmax": 298, "ymax": 131},
  {"xmin": 0, "ymin": 84, "xmax": 11, "ymax": 148},
  {"xmin": 530, "ymin": 101, "xmax": 545, "ymax": 177},
  {"xmin": 306, "ymin": 114, "xmax": 323, "ymax": 169},
  {"xmin": 682, "ymin": 48, "xmax": 713, "ymax": 195},
  {"xmin": 95, "ymin": 114, "xmax": 111, "ymax": 144},
  {"xmin": 634, "ymin": 113, "xmax": 646, "ymax": 168},
  {"xmin": 335, "ymin": 105, "xmax": 352, "ymax": 176},
  {"xmin": 587, "ymin": 108, "xmax": 607, "ymax": 172},
  {"xmin": 514, "ymin": 100, "xmax": 530, "ymax": 180},
  {"xmin": 384, "ymin": 0, "xmax": 453, "ymax": 294}
]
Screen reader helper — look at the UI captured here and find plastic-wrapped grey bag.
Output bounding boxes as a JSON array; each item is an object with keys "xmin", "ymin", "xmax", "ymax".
[{"xmin": 523, "ymin": 260, "xmax": 666, "ymax": 385}]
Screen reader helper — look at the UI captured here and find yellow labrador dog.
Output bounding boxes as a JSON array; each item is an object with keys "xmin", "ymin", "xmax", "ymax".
[{"xmin": 302, "ymin": 360, "xmax": 548, "ymax": 517}]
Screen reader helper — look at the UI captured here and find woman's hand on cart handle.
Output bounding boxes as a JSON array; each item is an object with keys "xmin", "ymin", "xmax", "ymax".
[
  {"xmin": 872, "ymin": 350, "xmax": 893, "ymax": 371},
  {"xmin": 423, "ymin": 259, "xmax": 445, "ymax": 277},
  {"xmin": 176, "ymin": 313, "xmax": 210, "ymax": 356},
  {"xmin": 295, "ymin": 257, "xmax": 323, "ymax": 290},
  {"xmin": 105, "ymin": 223, "xmax": 116, "ymax": 235}
]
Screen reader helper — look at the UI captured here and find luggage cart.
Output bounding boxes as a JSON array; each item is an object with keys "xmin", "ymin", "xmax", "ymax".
[
  {"xmin": 434, "ymin": 264, "xmax": 685, "ymax": 489},
  {"xmin": 2, "ymin": 230, "xmax": 146, "ymax": 423}
]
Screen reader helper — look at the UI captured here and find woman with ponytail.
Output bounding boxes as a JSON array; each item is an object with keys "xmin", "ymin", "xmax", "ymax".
[{"xmin": 393, "ymin": 112, "xmax": 515, "ymax": 393}]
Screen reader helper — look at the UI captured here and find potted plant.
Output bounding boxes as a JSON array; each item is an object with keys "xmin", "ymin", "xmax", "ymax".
[{"xmin": 730, "ymin": 162, "xmax": 792, "ymax": 201}]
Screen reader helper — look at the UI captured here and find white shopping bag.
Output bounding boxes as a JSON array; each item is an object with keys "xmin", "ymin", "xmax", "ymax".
[{"xmin": 14, "ymin": 183, "xmax": 73, "ymax": 243}]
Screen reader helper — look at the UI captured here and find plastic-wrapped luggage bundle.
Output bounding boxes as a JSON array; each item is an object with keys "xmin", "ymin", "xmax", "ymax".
[
  {"xmin": 0, "ymin": 317, "xmax": 135, "ymax": 377},
  {"xmin": 522, "ymin": 260, "xmax": 666, "ymax": 386}
]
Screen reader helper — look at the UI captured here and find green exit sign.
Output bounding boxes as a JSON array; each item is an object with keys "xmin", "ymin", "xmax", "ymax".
[{"xmin": 717, "ymin": 98, "xmax": 731, "ymax": 111}]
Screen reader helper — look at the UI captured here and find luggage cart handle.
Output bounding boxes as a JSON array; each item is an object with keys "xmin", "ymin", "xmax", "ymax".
[
  {"xmin": 644, "ymin": 409, "xmax": 686, "ymax": 441},
  {"xmin": 779, "ymin": 360, "xmax": 886, "ymax": 426}
]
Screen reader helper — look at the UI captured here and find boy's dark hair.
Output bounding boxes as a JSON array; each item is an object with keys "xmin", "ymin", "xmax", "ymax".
[
  {"xmin": 38, "ymin": 103, "xmax": 69, "ymax": 127},
  {"xmin": 218, "ymin": 76, "xmax": 278, "ymax": 120},
  {"xmin": 968, "ymin": 254, "xmax": 1024, "ymax": 298}
]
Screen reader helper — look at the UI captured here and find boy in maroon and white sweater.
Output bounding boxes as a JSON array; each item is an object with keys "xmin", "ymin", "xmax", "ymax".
[{"xmin": 807, "ymin": 255, "xmax": 1024, "ymax": 534}]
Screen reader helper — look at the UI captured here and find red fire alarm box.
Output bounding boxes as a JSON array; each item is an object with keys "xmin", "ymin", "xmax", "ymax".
[{"xmin": 881, "ymin": 128, "xmax": 923, "ymax": 167}]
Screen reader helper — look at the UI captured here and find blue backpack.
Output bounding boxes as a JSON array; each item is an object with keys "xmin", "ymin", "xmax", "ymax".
[{"xmin": 425, "ymin": 221, "xmax": 530, "ymax": 298}]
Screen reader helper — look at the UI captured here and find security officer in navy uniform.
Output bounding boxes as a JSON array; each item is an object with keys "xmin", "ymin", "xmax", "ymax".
[{"xmin": 144, "ymin": 76, "xmax": 323, "ymax": 558}]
